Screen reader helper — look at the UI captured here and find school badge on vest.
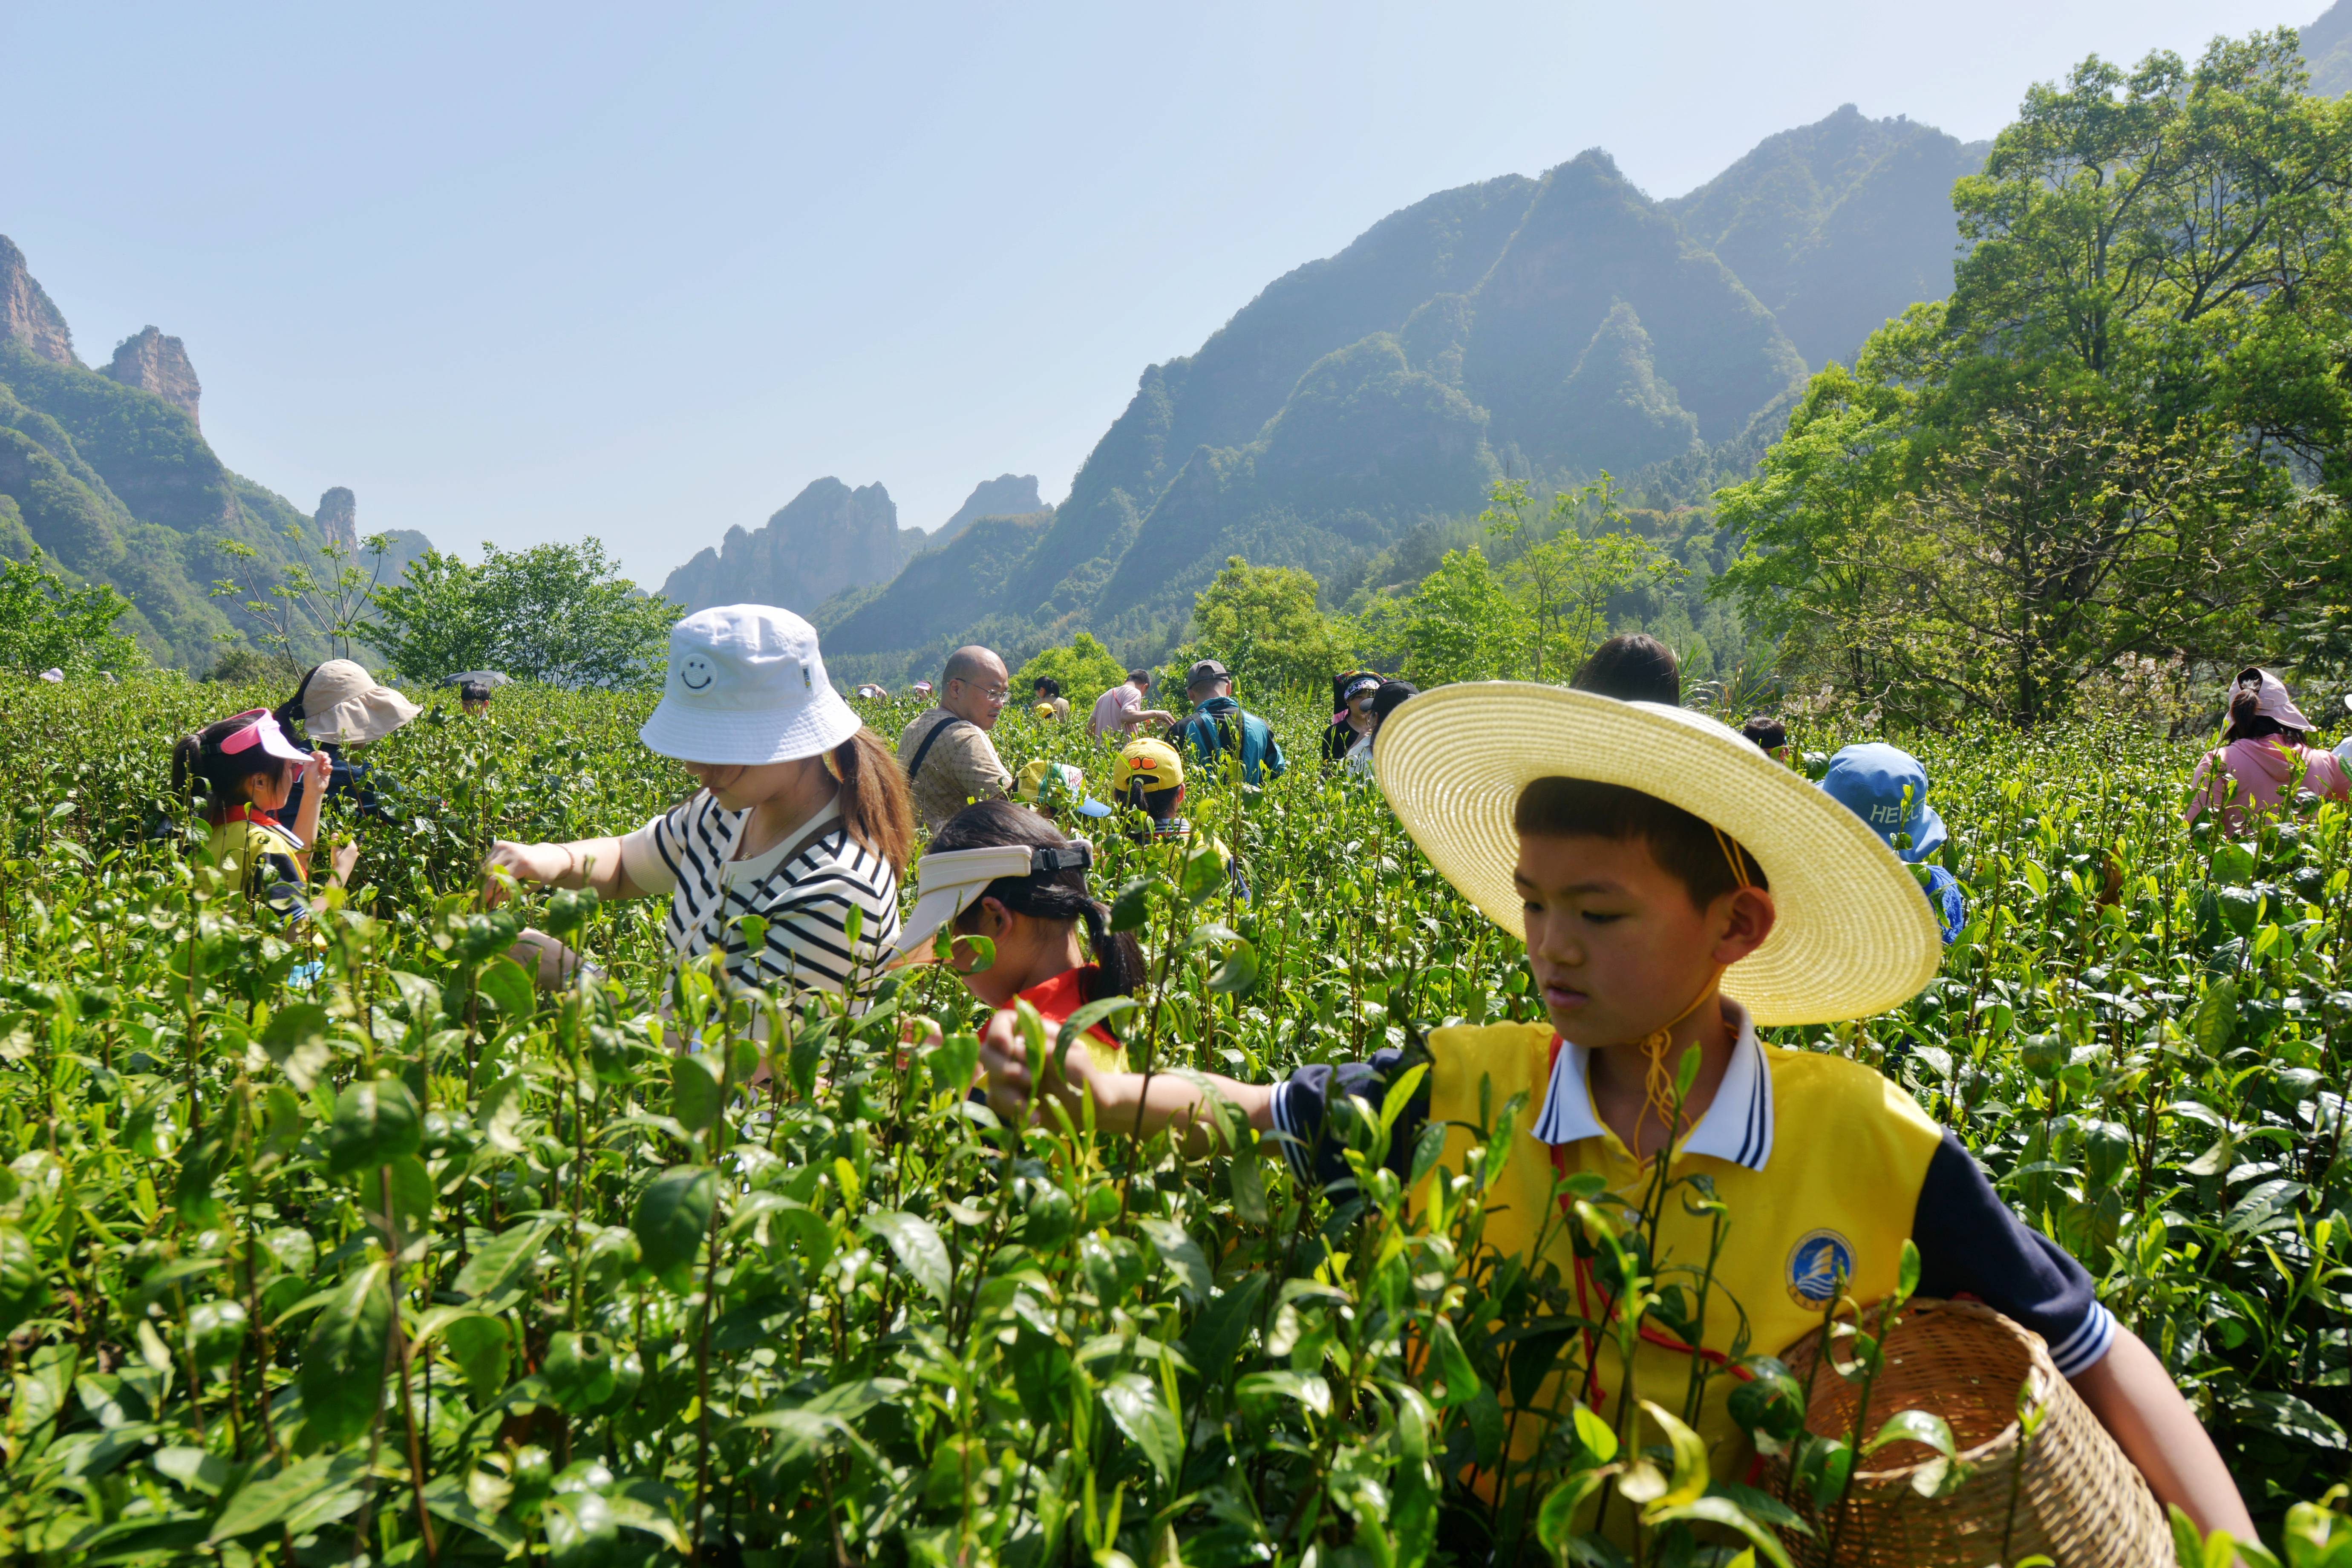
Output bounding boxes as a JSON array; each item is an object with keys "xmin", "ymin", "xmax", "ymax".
[{"xmin": 1786, "ymin": 1228, "xmax": 1856, "ymax": 1308}]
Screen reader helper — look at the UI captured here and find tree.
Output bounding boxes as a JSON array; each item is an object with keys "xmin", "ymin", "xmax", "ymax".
[
  {"xmin": 1719, "ymin": 31, "xmax": 2352, "ymax": 713},
  {"xmin": 1486, "ymin": 476, "xmax": 1686, "ymax": 682},
  {"xmin": 210, "ymin": 529, "xmax": 404, "ymax": 663},
  {"xmin": 1164, "ymin": 558, "xmax": 1342, "ymax": 700},
  {"xmin": 366, "ymin": 539, "xmax": 678, "ymax": 689},
  {"xmin": 1397, "ymin": 548, "xmax": 1520, "ymax": 687},
  {"xmin": 0, "ymin": 551, "xmax": 144, "ymax": 677},
  {"xmin": 1012, "ymin": 632, "xmax": 1129, "ymax": 702}
]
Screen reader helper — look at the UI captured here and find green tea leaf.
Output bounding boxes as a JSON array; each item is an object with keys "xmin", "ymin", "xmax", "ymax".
[
  {"xmin": 865, "ymin": 1210, "xmax": 950, "ymax": 1303},
  {"xmin": 326, "ymin": 1078, "xmax": 422, "ymax": 1175},
  {"xmin": 1101, "ymin": 1371, "xmax": 1181, "ymax": 1483},
  {"xmin": 297, "ymin": 1262, "xmax": 389, "ymax": 1447},
  {"xmin": 633, "ymin": 1167, "xmax": 717, "ymax": 1280}
]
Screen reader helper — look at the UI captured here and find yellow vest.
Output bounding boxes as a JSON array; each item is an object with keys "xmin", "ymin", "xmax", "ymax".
[{"xmin": 1421, "ymin": 1021, "xmax": 1943, "ymax": 1485}]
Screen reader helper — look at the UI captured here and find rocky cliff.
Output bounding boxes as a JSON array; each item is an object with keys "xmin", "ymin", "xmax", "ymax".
[
  {"xmin": 0, "ymin": 234, "xmax": 435, "ymax": 667},
  {"xmin": 102, "ymin": 326, "xmax": 202, "ymax": 428},
  {"xmin": 0, "ymin": 237, "xmax": 75, "ymax": 367},
  {"xmin": 930, "ymin": 474, "xmax": 1043, "ymax": 550},
  {"xmin": 660, "ymin": 477, "xmax": 922, "ymax": 616}
]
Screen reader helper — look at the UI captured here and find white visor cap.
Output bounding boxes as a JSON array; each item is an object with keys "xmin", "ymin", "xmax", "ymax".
[{"xmin": 887, "ymin": 841, "xmax": 1094, "ymax": 968}]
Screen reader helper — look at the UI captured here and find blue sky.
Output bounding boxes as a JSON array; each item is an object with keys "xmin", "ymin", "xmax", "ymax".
[{"xmin": 2, "ymin": 0, "xmax": 2317, "ymax": 585}]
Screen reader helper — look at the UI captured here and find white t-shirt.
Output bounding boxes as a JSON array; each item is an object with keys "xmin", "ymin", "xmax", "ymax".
[
  {"xmin": 619, "ymin": 794, "xmax": 900, "ymax": 996},
  {"xmin": 1090, "ymin": 682, "xmax": 1141, "ymax": 741}
]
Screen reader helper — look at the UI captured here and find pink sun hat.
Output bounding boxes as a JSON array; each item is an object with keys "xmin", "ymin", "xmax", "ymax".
[{"xmin": 2234, "ymin": 667, "xmax": 2312, "ymax": 730}]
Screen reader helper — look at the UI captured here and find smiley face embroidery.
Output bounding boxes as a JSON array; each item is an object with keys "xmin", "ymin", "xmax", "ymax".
[{"xmin": 680, "ymin": 655, "xmax": 716, "ymax": 692}]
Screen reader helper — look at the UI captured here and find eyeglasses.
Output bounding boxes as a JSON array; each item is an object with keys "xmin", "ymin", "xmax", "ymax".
[{"xmin": 980, "ymin": 686, "xmax": 1011, "ymax": 702}]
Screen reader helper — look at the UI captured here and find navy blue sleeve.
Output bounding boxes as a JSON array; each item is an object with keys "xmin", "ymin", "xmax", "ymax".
[
  {"xmin": 1922, "ymin": 865, "xmax": 1966, "ymax": 945},
  {"xmin": 1265, "ymin": 1047, "xmax": 1426, "ymax": 1188},
  {"xmin": 1912, "ymin": 1132, "xmax": 2116, "ymax": 1377}
]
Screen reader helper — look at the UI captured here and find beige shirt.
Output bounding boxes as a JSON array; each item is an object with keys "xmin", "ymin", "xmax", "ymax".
[{"xmin": 898, "ymin": 706, "xmax": 1012, "ymax": 830}]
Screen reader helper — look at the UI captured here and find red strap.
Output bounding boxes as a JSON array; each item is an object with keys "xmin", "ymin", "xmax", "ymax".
[{"xmin": 1542, "ymin": 1036, "xmax": 1752, "ymax": 1413}]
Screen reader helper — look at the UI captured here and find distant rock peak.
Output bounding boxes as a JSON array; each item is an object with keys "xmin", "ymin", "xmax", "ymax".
[
  {"xmin": 0, "ymin": 236, "xmax": 76, "ymax": 366},
  {"xmin": 928, "ymin": 474, "xmax": 1045, "ymax": 549},
  {"xmin": 316, "ymin": 487, "xmax": 357, "ymax": 550},
  {"xmin": 104, "ymin": 326, "xmax": 202, "ymax": 428}
]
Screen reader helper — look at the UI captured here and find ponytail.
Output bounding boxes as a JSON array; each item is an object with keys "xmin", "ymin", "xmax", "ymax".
[
  {"xmin": 830, "ymin": 726, "xmax": 913, "ymax": 876},
  {"xmin": 171, "ymin": 734, "xmax": 202, "ymax": 803},
  {"xmin": 1074, "ymin": 899, "xmax": 1148, "ymax": 1004}
]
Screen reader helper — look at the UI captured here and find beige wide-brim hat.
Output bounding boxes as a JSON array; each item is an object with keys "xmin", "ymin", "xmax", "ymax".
[
  {"xmin": 298, "ymin": 659, "xmax": 422, "ymax": 746},
  {"xmin": 1373, "ymin": 683, "xmax": 1941, "ymax": 1026}
]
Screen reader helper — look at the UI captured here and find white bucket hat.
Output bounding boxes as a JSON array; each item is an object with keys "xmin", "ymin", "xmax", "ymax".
[
  {"xmin": 1372, "ymin": 682, "xmax": 1940, "ymax": 1026},
  {"xmin": 637, "ymin": 604, "xmax": 863, "ymax": 765},
  {"xmin": 295, "ymin": 659, "xmax": 422, "ymax": 745}
]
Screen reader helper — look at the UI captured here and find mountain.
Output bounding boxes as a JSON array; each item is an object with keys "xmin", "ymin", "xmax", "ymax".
[
  {"xmin": 1663, "ymin": 105, "xmax": 1986, "ymax": 371},
  {"xmin": 929, "ymin": 474, "xmax": 1043, "ymax": 551},
  {"xmin": 2305, "ymin": 2, "xmax": 2352, "ymax": 95},
  {"xmin": 661, "ymin": 473, "xmax": 1049, "ymax": 617},
  {"xmin": 0, "ymin": 234, "xmax": 432, "ymax": 669}
]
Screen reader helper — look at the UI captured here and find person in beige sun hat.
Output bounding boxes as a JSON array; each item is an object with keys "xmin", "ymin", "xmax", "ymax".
[
  {"xmin": 977, "ymin": 680, "xmax": 2252, "ymax": 1544},
  {"xmin": 271, "ymin": 659, "xmax": 425, "ymax": 828}
]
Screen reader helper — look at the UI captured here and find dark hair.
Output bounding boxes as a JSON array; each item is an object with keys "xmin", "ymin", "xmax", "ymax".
[
  {"xmin": 1127, "ymin": 669, "xmax": 1152, "ymax": 686},
  {"xmin": 171, "ymin": 715, "xmax": 291, "ymax": 825},
  {"xmin": 1368, "ymin": 680, "xmax": 1418, "ymax": 729},
  {"xmin": 1740, "ymin": 715, "xmax": 1787, "ymax": 751},
  {"xmin": 932, "ymin": 800, "xmax": 1147, "ymax": 1011},
  {"xmin": 460, "ymin": 680, "xmax": 493, "ymax": 704},
  {"xmin": 1331, "ymin": 670, "xmax": 1379, "ymax": 711},
  {"xmin": 1032, "ymin": 676, "xmax": 1062, "ymax": 698},
  {"xmin": 1118, "ymin": 782, "xmax": 1182, "ymax": 822},
  {"xmin": 2224, "ymin": 684, "xmax": 2295, "ymax": 745},
  {"xmin": 274, "ymin": 665, "xmax": 322, "ymax": 733},
  {"xmin": 1514, "ymin": 777, "xmax": 1766, "ymax": 909},
  {"xmin": 1574, "ymin": 634, "xmax": 1680, "ymax": 705},
  {"xmin": 830, "ymin": 727, "xmax": 915, "ymax": 876}
]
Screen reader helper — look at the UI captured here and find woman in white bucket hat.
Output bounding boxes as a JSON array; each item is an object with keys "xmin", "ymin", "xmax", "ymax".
[{"xmin": 483, "ymin": 605, "xmax": 913, "ymax": 997}]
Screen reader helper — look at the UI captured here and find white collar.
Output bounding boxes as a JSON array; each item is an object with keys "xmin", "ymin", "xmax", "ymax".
[{"xmin": 1529, "ymin": 996, "xmax": 1775, "ymax": 1170}]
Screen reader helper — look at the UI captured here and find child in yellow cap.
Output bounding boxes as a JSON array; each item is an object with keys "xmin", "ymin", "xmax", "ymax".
[{"xmin": 983, "ymin": 684, "xmax": 2252, "ymax": 1542}]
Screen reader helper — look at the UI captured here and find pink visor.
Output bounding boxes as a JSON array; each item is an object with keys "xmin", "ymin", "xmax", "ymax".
[{"xmin": 216, "ymin": 709, "xmax": 312, "ymax": 765}]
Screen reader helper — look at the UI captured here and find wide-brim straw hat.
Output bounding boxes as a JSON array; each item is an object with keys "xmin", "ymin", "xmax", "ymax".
[
  {"xmin": 298, "ymin": 659, "xmax": 422, "ymax": 746},
  {"xmin": 1373, "ymin": 683, "xmax": 1940, "ymax": 1025}
]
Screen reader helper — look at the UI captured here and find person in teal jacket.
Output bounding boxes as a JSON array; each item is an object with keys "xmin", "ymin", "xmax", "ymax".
[{"xmin": 1171, "ymin": 659, "xmax": 1287, "ymax": 785}]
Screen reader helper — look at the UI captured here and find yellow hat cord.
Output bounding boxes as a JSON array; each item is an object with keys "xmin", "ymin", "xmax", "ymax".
[{"xmin": 1635, "ymin": 824, "xmax": 1755, "ymax": 1153}]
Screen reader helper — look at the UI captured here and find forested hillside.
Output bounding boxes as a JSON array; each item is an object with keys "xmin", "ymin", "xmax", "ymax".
[
  {"xmin": 816, "ymin": 107, "xmax": 1983, "ymax": 686},
  {"xmin": 0, "ymin": 236, "xmax": 429, "ymax": 669}
]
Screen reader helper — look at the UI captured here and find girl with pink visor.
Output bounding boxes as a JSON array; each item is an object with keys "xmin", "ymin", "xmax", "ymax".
[{"xmin": 170, "ymin": 709, "xmax": 359, "ymax": 914}]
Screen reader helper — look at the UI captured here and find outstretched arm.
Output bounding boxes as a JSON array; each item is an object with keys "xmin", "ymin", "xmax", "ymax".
[
  {"xmin": 2070, "ymin": 1332, "xmax": 2256, "ymax": 1544},
  {"xmin": 483, "ymin": 836, "xmax": 644, "ymax": 903},
  {"xmin": 979, "ymin": 1007, "xmax": 1272, "ymax": 1153}
]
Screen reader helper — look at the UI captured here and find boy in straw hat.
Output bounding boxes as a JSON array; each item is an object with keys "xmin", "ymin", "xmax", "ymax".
[{"xmin": 980, "ymin": 685, "xmax": 2251, "ymax": 1538}]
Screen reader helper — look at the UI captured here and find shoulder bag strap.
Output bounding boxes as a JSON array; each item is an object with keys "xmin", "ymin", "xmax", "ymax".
[{"xmin": 903, "ymin": 715, "xmax": 975, "ymax": 783}]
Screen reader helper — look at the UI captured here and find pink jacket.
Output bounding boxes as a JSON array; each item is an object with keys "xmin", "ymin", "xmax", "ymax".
[{"xmin": 2184, "ymin": 738, "xmax": 2351, "ymax": 831}]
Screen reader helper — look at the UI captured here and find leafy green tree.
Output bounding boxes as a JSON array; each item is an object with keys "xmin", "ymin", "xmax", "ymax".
[
  {"xmin": 1395, "ymin": 548, "xmax": 1520, "ymax": 687},
  {"xmin": 0, "ymin": 551, "xmax": 143, "ymax": 677},
  {"xmin": 1012, "ymin": 631, "xmax": 1129, "ymax": 703},
  {"xmin": 1720, "ymin": 31, "xmax": 2352, "ymax": 714},
  {"xmin": 1164, "ymin": 557, "xmax": 1342, "ymax": 701},
  {"xmin": 210, "ymin": 529, "xmax": 403, "ymax": 663},
  {"xmin": 1486, "ymin": 476, "xmax": 1686, "ymax": 681},
  {"xmin": 367, "ymin": 539, "xmax": 678, "ymax": 689}
]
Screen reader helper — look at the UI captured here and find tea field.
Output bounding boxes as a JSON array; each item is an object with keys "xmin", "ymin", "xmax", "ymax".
[{"xmin": 0, "ymin": 675, "xmax": 2343, "ymax": 1566}]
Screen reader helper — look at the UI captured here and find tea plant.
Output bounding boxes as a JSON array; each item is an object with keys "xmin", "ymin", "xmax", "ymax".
[{"xmin": 0, "ymin": 674, "xmax": 2338, "ymax": 1565}]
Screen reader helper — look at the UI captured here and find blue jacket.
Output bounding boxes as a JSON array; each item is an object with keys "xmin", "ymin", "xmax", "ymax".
[{"xmin": 1175, "ymin": 696, "xmax": 1287, "ymax": 786}]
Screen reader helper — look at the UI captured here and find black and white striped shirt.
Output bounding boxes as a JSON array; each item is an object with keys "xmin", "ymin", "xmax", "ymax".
[{"xmin": 619, "ymin": 793, "xmax": 900, "ymax": 998}]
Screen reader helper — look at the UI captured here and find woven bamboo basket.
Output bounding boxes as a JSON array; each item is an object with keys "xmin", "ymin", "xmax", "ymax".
[{"xmin": 1767, "ymin": 1298, "xmax": 2167, "ymax": 1568}]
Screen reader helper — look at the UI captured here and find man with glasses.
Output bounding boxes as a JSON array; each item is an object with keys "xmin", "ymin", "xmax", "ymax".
[{"xmin": 898, "ymin": 644, "xmax": 1016, "ymax": 830}]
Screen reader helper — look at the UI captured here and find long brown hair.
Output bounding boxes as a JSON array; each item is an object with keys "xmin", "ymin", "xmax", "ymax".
[{"xmin": 829, "ymin": 726, "xmax": 913, "ymax": 875}]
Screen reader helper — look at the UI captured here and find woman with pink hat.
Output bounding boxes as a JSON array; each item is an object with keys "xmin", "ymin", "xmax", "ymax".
[{"xmin": 2185, "ymin": 667, "xmax": 2351, "ymax": 833}]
